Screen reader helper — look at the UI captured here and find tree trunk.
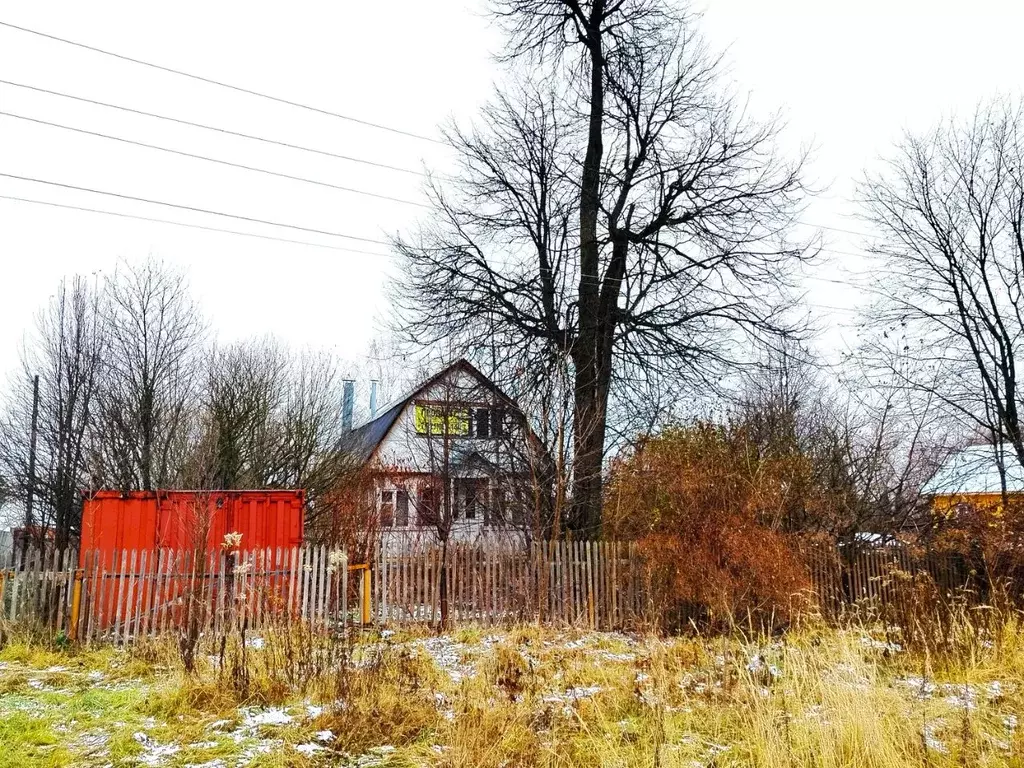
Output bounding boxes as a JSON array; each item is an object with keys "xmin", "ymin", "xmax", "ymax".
[
  {"xmin": 569, "ymin": 0, "xmax": 607, "ymax": 535},
  {"xmin": 141, "ymin": 384, "xmax": 154, "ymax": 490}
]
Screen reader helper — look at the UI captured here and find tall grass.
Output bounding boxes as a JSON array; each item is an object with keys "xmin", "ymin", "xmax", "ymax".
[{"xmin": 1, "ymin": 586, "xmax": 1022, "ymax": 767}]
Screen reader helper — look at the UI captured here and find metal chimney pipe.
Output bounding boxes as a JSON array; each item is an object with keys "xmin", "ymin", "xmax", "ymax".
[
  {"xmin": 369, "ymin": 379, "xmax": 379, "ymax": 420},
  {"xmin": 342, "ymin": 380, "xmax": 355, "ymax": 432}
]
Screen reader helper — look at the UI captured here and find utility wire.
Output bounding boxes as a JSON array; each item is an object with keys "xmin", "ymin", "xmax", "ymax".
[
  {"xmin": 0, "ymin": 172, "xmax": 393, "ymax": 244},
  {"xmin": 0, "ymin": 20, "xmax": 446, "ymax": 145},
  {"xmin": 0, "ymin": 194, "xmax": 393, "ymax": 255},
  {"xmin": 0, "ymin": 24, "xmax": 890, "ymax": 242},
  {"xmin": 802, "ymin": 220, "xmax": 877, "ymax": 239},
  {"xmin": 0, "ymin": 81, "xmax": 886, "ymax": 239},
  {"xmin": 0, "ymin": 110, "xmax": 431, "ymax": 208},
  {"xmin": 0, "ymin": 190, "xmax": 874, "ymax": 309},
  {"xmin": 0, "ymin": 78, "xmax": 429, "ymax": 178}
]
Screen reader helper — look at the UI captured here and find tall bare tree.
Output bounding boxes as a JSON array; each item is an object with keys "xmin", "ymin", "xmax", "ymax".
[
  {"xmin": 201, "ymin": 338, "xmax": 286, "ymax": 489},
  {"xmin": 861, "ymin": 100, "xmax": 1024, "ymax": 470},
  {"xmin": 393, "ymin": 2, "xmax": 814, "ymax": 532},
  {"xmin": 0, "ymin": 276, "xmax": 104, "ymax": 549},
  {"xmin": 276, "ymin": 349, "xmax": 348, "ymax": 494},
  {"xmin": 91, "ymin": 259, "xmax": 205, "ymax": 490},
  {"xmin": 185, "ymin": 341, "xmax": 348, "ymax": 510}
]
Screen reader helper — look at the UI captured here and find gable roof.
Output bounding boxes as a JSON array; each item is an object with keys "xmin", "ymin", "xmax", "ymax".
[
  {"xmin": 922, "ymin": 444, "xmax": 1024, "ymax": 495},
  {"xmin": 335, "ymin": 358, "xmax": 520, "ymax": 466}
]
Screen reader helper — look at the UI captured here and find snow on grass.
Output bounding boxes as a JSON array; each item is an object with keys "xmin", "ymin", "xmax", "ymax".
[
  {"xmin": 241, "ymin": 706, "xmax": 294, "ymax": 729},
  {"xmin": 133, "ymin": 731, "xmax": 181, "ymax": 766},
  {"xmin": 2, "ymin": 625, "xmax": 1023, "ymax": 767}
]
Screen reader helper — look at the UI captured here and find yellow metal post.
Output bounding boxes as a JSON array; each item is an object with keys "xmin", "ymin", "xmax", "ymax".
[
  {"xmin": 362, "ymin": 567, "xmax": 371, "ymax": 626},
  {"xmin": 69, "ymin": 569, "xmax": 84, "ymax": 640}
]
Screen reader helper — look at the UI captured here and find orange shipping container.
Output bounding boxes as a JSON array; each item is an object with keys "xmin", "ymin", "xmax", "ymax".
[{"xmin": 79, "ymin": 489, "xmax": 305, "ymax": 565}]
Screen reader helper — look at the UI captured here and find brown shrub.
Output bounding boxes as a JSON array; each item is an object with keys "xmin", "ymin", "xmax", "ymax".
[{"xmin": 606, "ymin": 423, "xmax": 811, "ymax": 629}]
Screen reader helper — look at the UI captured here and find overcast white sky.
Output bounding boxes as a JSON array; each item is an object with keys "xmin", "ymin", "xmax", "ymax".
[{"xmin": 2, "ymin": 0, "xmax": 1023, "ymax": 398}]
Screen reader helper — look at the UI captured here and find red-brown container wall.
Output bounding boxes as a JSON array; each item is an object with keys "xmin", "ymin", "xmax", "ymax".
[{"xmin": 79, "ymin": 490, "xmax": 305, "ymax": 568}]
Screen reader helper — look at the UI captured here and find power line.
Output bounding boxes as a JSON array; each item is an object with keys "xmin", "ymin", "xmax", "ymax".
[
  {"xmin": 0, "ymin": 172, "xmax": 393, "ymax": 244},
  {"xmin": 0, "ymin": 110, "xmax": 431, "ymax": 208},
  {"xmin": 0, "ymin": 194, "xmax": 393, "ymax": 256},
  {"xmin": 801, "ymin": 220, "xmax": 878, "ymax": 239},
  {"xmin": 0, "ymin": 78, "xmax": 429, "ymax": 178},
  {"xmin": 0, "ymin": 24, "xmax": 890, "ymax": 243},
  {"xmin": 0, "ymin": 20, "xmax": 447, "ymax": 146},
  {"xmin": 0, "ymin": 187, "xmax": 880, "ymax": 303}
]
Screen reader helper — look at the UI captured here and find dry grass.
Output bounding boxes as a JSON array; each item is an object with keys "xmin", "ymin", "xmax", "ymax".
[{"xmin": 1, "ymin": 609, "xmax": 1023, "ymax": 767}]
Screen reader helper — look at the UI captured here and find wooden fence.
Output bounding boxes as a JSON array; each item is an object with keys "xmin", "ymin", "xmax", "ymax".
[
  {"xmin": 0, "ymin": 546, "xmax": 361, "ymax": 644},
  {"xmin": 806, "ymin": 544, "xmax": 971, "ymax": 616},
  {"xmin": 0, "ymin": 541, "xmax": 643, "ymax": 641},
  {"xmin": 0, "ymin": 540, "xmax": 976, "ymax": 643},
  {"xmin": 374, "ymin": 540, "xmax": 644, "ymax": 628}
]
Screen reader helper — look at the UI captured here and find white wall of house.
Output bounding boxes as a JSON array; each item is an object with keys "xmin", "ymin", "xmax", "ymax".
[{"xmin": 363, "ymin": 366, "xmax": 534, "ymax": 551}]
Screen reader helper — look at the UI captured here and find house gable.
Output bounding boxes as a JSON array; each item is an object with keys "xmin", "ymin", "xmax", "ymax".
[{"xmin": 336, "ymin": 359, "xmax": 523, "ymax": 472}]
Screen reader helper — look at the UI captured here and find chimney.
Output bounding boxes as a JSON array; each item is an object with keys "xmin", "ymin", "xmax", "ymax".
[
  {"xmin": 342, "ymin": 380, "xmax": 355, "ymax": 432},
  {"xmin": 369, "ymin": 379, "xmax": 379, "ymax": 420}
]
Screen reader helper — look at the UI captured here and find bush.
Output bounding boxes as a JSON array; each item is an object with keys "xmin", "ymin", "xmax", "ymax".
[{"xmin": 606, "ymin": 423, "xmax": 811, "ymax": 629}]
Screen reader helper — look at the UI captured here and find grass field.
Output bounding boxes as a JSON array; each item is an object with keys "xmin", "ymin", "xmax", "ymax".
[{"xmin": 0, "ymin": 617, "xmax": 1022, "ymax": 767}]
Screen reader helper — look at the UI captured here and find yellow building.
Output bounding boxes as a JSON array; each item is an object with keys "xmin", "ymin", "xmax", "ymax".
[{"xmin": 924, "ymin": 444, "xmax": 1024, "ymax": 518}]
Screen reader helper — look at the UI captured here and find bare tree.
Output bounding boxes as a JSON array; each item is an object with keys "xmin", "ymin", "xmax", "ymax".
[
  {"xmin": 739, "ymin": 342, "xmax": 950, "ymax": 550},
  {"xmin": 861, "ymin": 99, "xmax": 1024, "ymax": 470},
  {"xmin": 200, "ymin": 338, "xmax": 287, "ymax": 489},
  {"xmin": 393, "ymin": 2, "xmax": 814, "ymax": 533},
  {"xmin": 0, "ymin": 276, "xmax": 104, "ymax": 549},
  {"xmin": 275, "ymin": 349, "xmax": 348, "ymax": 496},
  {"xmin": 91, "ymin": 259, "xmax": 205, "ymax": 490},
  {"xmin": 182, "ymin": 338, "xmax": 352, "ymax": 552}
]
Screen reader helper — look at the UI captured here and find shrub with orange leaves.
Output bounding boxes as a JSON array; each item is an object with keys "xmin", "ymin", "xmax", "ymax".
[
  {"xmin": 605, "ymin": 423, "xmax": 811, "ymax": 629},
  {"xmin": 931, "ymin": 494, "xmax": 1024, "ymax": 603}
]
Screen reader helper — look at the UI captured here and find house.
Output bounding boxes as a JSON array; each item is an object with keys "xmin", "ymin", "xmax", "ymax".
[
  {"xmin": 922, "ymin": 444, "xmax": 1024, "ymax": 516},
  {"xmin": 335, "ymin": 359, "xmax": 545, "ymax": 549}
]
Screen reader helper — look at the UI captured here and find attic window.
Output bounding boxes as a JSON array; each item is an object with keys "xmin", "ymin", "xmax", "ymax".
[
  {"xmin": 475, "ymin": 408, "xmax": 490, "ymax": 438},
  {"xmin": 414, "ymin": 403, "xmax": 470, "ymax": 436},
  {"xmin": 414, "ymin": 403, "xmax": 508, "ymax": 439},
  {"xmin": 472, "ymin": 407, "xmax": 506, "ymax": 438}
]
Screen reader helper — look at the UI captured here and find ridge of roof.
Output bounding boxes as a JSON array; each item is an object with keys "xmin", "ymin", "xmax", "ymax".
[
  {"xmin": 335, "ymin": 358, "xmax": 518, "ymax": 466},
  {"xmin": 922, "ymin": 443, "xmax": 1024, "ymax": 495}
]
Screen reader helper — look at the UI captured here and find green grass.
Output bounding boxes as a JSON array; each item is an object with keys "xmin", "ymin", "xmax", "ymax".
[{"xmin": 0, "ymin": 618, "xmax": 1022, "ymax": 767}]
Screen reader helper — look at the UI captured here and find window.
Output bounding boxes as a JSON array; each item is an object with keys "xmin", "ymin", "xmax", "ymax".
[
  {"xmin": 457, "ymin": 478, "xmax": 488, "ymax": 522},
  {"xmin": 414, "ymin": 403, "xmax": 509, "ymax": 439},
  {"xmin": 474, "ymin": 407, "xmax": 490, "ymax": 438},
  {"xmin": 380, "ymin": 489, "xmax": 395, "ymax": 528},
  {"xmin": 395, "ymin": 489, "xmax": 410, "ymax": 527},
  {"xmin": 417, "ymin": 485, "xmax": 441, "ymax": 527},
  {"xmin": 509, "ymin": 491, "xmax": 526, "ymax": 526},
  {"xmin": 414, "ymin": 403, "xmax": 470, "ymax": 436}
]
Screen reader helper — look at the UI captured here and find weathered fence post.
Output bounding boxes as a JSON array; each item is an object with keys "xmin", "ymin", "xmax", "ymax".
[
  {"xmin": 69, "ymin": 568, "xmax": 84, "ymax": 640},
  {"xmin": 362, "ymin": 566, "xmax": 372, "ymax": 627}
]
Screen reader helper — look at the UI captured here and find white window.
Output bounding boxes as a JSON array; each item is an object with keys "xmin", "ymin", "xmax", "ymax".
[
  {"xmin": 456, "ymin": 478, "xmax": 489, "ymax": 522},
  {"xmin": 380, "ymin": 489, "xmax": 395, "ymax": 528},
  {"xmin": 395, "ymin": 489, "xmax": 410, "ymax": 527}
]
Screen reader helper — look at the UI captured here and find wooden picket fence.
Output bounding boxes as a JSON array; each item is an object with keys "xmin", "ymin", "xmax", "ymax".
[
  {"xmin": 374, "ymin": 540, "xmax": 644, "ymax": 628},
  {"xmin": 0, "ymin": 539, "xmax": 978, "ymax": 643},
  {"xmin": 0, "ymin": 545, "xmax": 362, "ymax": 644},
  {"xmin": 0, "ymin": 540, "xmax": 645, "ymax": 641},
  {"xmin": 806, "ymin": 543, "xmax": 972, "ymax": 616},
  {"xmin": 0, "ymin": 547, "xmax": 79, "ymax": 638}
]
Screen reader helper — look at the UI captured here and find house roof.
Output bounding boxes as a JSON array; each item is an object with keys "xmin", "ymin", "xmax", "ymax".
[
  {"xmin": 922, "ymin": 444, "xmax": 1024, "ymax": 495},
  {"xmin": 335, "ymin": 358, "xmax": 520, "ymax": 467}
]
